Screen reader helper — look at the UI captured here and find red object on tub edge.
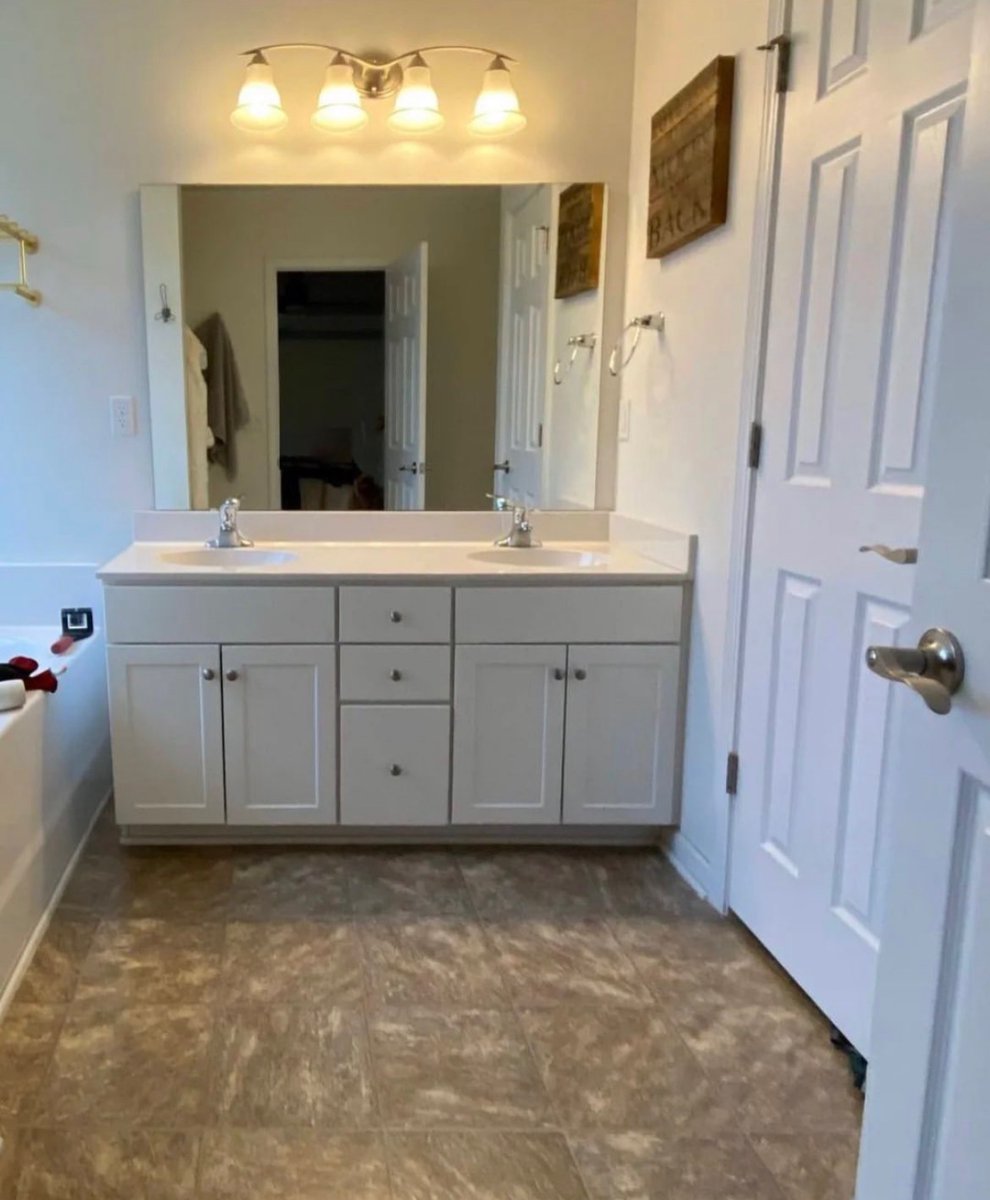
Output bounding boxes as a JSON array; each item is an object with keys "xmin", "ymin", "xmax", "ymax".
[{"xmin": 50, "ymin": 635, "xmax": 75, "ymax": 655}]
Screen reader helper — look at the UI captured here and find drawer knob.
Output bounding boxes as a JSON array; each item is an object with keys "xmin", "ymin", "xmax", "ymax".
[
  {"xmin": 389, "ymin": 763, "xmax": 403, "ymax": 777},
  {"xmin": 389, "ymin": 610, "xmax": 402, "ymax": 623},
  {"xmin": 574, "ymin": 668, "xmax": 587, "ymax": 681},
  {"xmin": 202, "ymin": 668, "xmax": 215, "ymax": 681},
  {"xmin": 225, "ymin": 669, "xmax": 239, "ymax": 682},
  {"xmin": 553, "ymin": 668, "xmax": 565, "ymax": 681},
  {"xmin": 390, "ymin": 668, "xmax": 403, "ymax": 682}
]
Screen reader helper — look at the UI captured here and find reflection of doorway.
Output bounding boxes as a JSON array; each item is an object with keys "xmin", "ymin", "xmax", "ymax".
[{"xmin": 276, "ymin": 270, "xmax": 385, "ymax": 511}]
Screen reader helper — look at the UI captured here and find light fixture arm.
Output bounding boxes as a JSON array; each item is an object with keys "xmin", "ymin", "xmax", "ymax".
[{"xmin": 239, "ymin": 44, "xmax": 518, "ymax": 69}]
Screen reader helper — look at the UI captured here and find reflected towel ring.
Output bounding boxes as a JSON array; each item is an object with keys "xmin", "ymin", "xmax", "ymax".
[
  {"xmin": 608, "ymin": 312, "xmax": 665, "ymax": 376},
  {"xmin": 154, "ymin": 283, "xmax": 175, "ymax": 324},
  {"xmin": 553, "ymin": 333, "xmax": 598, "ymax": 385}
]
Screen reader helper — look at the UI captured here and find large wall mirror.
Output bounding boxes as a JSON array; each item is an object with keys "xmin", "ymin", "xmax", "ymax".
[{"xmin": 140, "ymin": 183, "xmax": 615, "ymax": 514}]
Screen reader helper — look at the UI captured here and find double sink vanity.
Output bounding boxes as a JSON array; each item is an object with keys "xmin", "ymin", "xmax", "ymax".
[{"xmin": 98, "ymin": 510, "xmax": 694, "ymax": 843}]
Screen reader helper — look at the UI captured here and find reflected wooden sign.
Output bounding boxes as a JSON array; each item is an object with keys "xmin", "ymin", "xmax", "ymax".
[
  {"xmin": 555, "ymin": 182, "xmax": 605, "ymax": 299},
  {"xmin": 647, "ymin": 56, "xmax": 735, "ymax": 259}
]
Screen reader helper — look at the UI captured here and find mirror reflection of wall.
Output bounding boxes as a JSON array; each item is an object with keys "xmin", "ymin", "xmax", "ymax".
[{"xmin": 142, "ymin": 183, "xmax": 612, "ymax": 513}]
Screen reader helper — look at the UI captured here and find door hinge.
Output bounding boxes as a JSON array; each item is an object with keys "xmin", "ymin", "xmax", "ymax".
[
  {"xmin": 747, "ymin": 421, "xmax": 763, "ymax": 470},
  {"xmin": 757, "ymin": 34, "xmax": 791, "ymax": 93},
  {"xmin": 725, "ymin": 751, "xmax": 740, "ymax": 796},
  {"xmin": 538, "ymin": 423, "xmax": 544, "ymax": 448}
]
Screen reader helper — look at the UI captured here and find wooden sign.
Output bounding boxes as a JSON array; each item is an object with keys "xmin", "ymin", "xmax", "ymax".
[
  {"xmin": 647, "ymin": 56, "xmax": 735, "ymax": 259},
  {"xmin": 555, "ymin": 182, "xmax": 605, "ymax": 299}
]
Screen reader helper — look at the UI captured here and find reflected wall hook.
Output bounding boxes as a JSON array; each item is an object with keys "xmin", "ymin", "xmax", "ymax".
[
  {"xmin": 0, "ymin": 213, "xmax": 41, "ymax": 306},
  {"xmin": 154, "ymin": 283, "xmax": 175, "ymax": 323},
  {"xmin": 608, "ymin": 312, "xmax": 665, "ymax": 376},
  {"xmin": 553, "ymin": 333, "xmax": 597, "ymax": 385}
]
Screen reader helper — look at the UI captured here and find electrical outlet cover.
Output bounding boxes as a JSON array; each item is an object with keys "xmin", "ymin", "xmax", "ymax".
[{"xmin": 110, "ymin": 395, "xmax": 136, "ymax": 438}]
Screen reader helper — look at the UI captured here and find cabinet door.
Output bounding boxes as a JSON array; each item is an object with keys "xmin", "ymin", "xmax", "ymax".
[
  {"xmin": 452, "ymin": 645, "xmax": 566, "ymax": 824},
  {"xmin": 222, "ymin": 645, "xmax": 337, "ymax": 826},
  {"xmin": 563, "ymin": 644, "xmax": 681, "ymax": 825},
  {"xmin": 108, "ymin": 644, "xmax": 224, "ymax": 825}
]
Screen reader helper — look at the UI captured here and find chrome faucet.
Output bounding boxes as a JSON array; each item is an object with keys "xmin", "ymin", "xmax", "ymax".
[
  {"xmin": 207, "ymin": 497, "xmax": 254, "ymax": 548},
  {"xmin": 490, "ymin": 495, "xmax": 541, "ymax": 548}
]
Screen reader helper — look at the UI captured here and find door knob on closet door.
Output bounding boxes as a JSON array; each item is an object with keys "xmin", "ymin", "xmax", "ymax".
[
  {"xmin": 225, "ymin": 669, "xmax": 239, "ymax": 682},
  {"xmin": 865, "ymin": 627, "xmax": 964, "ymax": 716}
]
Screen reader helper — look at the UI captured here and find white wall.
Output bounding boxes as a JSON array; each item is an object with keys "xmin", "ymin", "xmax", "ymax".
[
  {"xmin": 615, "ymin": 0, "xmax": 770, "ymax": 901},
  {"xmin": 181, "ymin": 185, "xmax": 502, "ymax": 511},
  {"xmin": 0, "ymin": 0, "xmax": 636, "ymax": 563}
]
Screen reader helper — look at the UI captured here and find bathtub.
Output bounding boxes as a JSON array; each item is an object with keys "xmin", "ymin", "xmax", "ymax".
[{"xmin": 0, "ymin": 567, "xmax": 111, "ymax": 1010}]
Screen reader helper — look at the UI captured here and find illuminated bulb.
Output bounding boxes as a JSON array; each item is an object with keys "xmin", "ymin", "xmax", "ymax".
[
  {"xmin": 312, "ymin": 52, "xmax": 368, "ymax": 132},
  {"xmin": 231, "ymin": 52, "xmax": 288, "ymax": 132},
  {"xmin": 469, "ymin": 56, "xmax": 526, "ymax": 137},
  {"xmin": 388, "ymin": 54, "xmax": 444, "ymax": 134}
]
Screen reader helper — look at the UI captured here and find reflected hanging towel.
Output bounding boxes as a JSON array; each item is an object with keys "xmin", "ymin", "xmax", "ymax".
[{"xmin": 194, "ymin": 313, "xmax": 250, "ymax": 477}]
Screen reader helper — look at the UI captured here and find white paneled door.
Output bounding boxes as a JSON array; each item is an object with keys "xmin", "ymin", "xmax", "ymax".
[
  {"xmin": 857, "ymin": 3, "xmax": 990, "ymax": 1191},
  {"xmin": 731, "ymin": 0, "xmax": 973, "ymax": 1055},
  {"xmin": 494, "ymin": 186, "xmax": 553, "ymax": 508},
  {"xmin": 384, "ymin": 242, "xmax": 428, "ymax": 510}
]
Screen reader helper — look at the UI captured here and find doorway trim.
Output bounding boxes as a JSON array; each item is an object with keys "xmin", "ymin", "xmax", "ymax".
[
  {"xmin": 699, "ymin": 0, "xmax": 790, "ymax": 911},
  {"xmin": 263, "ymin": 256, "xmax": 389, "ymax": 509}
]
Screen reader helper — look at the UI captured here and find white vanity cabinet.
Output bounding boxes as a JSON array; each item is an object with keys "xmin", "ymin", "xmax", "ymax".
[{"xmin": 103, "ymin": 575, "xmax": 688, "ymax": 836}]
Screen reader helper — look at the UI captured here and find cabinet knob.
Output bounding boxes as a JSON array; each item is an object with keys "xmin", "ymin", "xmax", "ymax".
[
  {"xmin": 202, "ymin": 668, "xmax": 215, "ymax": 681},
  {"xmin": 390, "ymin": 668, "xmax": 403, "ymax": 682},
  {"xmin": 389, "ymin": 763, "xmax": 403, "ymax": 777},
  {"xmin": 553, "ymin": 668, "xmax": 565, "ymax": 681},
  {"xmin": 574, "ymin": 668, "xmax": 587, "ymax": 681},
  {"xmin": 389, "ymin": 610, "xmax": 402, "ymax": 623},
  {"xmin": 225, "ymin": 669, "xmax": 239, "ymax": 682}
]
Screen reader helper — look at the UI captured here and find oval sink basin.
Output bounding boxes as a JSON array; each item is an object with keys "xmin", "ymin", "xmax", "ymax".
[
  {"xmin": 159, "ymin": 548, "xmax": 298, "ymax": 568},
  {"xmin": 469, "ymin": 548, "xmax": 608, "ymax": 568}
]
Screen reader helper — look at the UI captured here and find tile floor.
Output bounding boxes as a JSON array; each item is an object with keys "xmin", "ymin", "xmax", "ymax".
[{"xmin": 0, "ymin": 807, "xmax": 863, "ymax": 1198}]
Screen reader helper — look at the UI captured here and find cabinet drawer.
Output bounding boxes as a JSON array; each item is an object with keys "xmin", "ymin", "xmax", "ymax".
[
  {"xmin": 455, "ymin": 586, "xmax": 682, "ymax": 644},
  {"xmin": 340, "ymin": 645, "xmax": 450, "ymax": 702},
  {"xmin": 105, "ymin": 586, "xmax": 335, "ymax": 644},
  {"xmin": 340, "ymin": 705, "xmax": 450, "ymax": 825},
  {"xmin": 339, "ymin": 586, "xmax": 451, "ymax": 643}
]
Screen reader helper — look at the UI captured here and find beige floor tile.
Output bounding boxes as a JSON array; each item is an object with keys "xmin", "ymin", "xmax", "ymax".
[
  {"xmin": 346, "ymin": 850, "xmax": 474, "ymax": 917},
  {"xmin": 371, "ymin": 1008, "xmax": 555, "ymax": 1130},
  {"xmin": 11, "ymin": 918, "xmax": 97, "ymax": 1006},
  {"xmin": 587, "ymin": 850, "xmax": 719, "ymax": 919},
  {"xmin": 199, "ymin": 1128, "xmax": 389, "ymax": 1199},
  {"xmin": 117, "ymin": 849, "xmax": 233, "ymax": 921},
  {"xmin": 75, "ymin": 919, "xmax": 223, "ymax": 1005},
  {"xmin": 226, "ymin": 851, "xmax": 350, "ymax": 920},
  {"xmin": 222, "ymin": 921, "xmax": 364, "ymax": 1006},
  {"xmin": 458, "ymin": 850, "xmax": 606, "ymax": 917},
  {"xmin": 33, "ymin": 1001, "xmax": 213, "ymax": 1126},
  {"xmin": 2, "ymin": 1128, "xmax": 197, "ymax": 1199},
  {"xmin": 675, "ymin": 1002, "xmax": 864, "ymax": 1134},
  {"xmin": 210, "ymin": 1006, "xmax": 375, "ymax": 1128},
  {"xmin": 387, "ymin": 1131, "xmax": 587, "ymax": 1200},
  {"xmin": 0, "ymin": 1005, "xmax": 66, "ymax": 1123},
  {"xmin": 521, "ymin": 1005, "xmax": 738, "ymax": 1134},
  {"xmin": 751, "ymin": 1131, "xmax": 861, "ymax": 1200},
  {"xmin": 571, "ymin": 1131, "xmax": 784, "ymax": 1200},
  {"xmin": 56, "ymin": 854, "xmax": 131, "ymax": 919},
  {"xmin": 486, "ymin": 917, "xmax": 651, "ymax": 1006},
  {"xmin": 362, "ymin": 918, "xmax": 509, "ymax": 1008}
]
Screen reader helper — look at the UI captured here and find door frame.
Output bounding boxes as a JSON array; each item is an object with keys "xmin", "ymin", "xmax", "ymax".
[
  {"xmin": 668, "ymin": 0, "xmax": 789, "ymax": 909},
  {"xmin": 263, "ymin": 255, "xmax": 388, "ymax": 509}
]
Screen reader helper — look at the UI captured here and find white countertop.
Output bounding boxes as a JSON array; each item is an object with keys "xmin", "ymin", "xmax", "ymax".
[{"xmin": 98, "ymin": 540, "xmax": 690, "ymax": 584}]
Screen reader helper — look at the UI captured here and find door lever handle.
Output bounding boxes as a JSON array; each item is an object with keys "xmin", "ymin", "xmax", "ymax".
[
  {"xmin": 865, "ymin": 628, "xmax": 964, "ymax": 716},
  {"xmin": 859, "ymin": 544, "xmax": 918, "ymax": 565}
]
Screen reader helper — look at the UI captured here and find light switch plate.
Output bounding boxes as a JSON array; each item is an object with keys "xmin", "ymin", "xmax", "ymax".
[{"xmin": 110, "ymin": 395, "xmax": 137, "ymax": 438}]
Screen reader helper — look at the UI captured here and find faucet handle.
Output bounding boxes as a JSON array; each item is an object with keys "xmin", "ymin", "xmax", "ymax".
[{"xmin": 487, "ymin": 493, "xmax": 511, "ymax": 513}]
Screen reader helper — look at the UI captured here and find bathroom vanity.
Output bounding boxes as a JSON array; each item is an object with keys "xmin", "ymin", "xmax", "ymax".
[{"xmin": 98, "ymin": 512, "xmax": 693, "ymax": 842}]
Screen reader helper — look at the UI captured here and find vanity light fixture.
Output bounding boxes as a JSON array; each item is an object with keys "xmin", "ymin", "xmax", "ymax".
[{"xmin": 230, "ymin": 44, "xmax": 526, "ymax": 137}]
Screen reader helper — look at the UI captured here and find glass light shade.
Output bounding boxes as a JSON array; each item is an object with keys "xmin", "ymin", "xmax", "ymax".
[
  {"xmin": 469, "ymin": 57, "xmax": 527, "ymax": 137},
  {"xmin": 312, "ymin": 56, "xmax": 368, "ymax": 132},
  {"xmin": 231, "ymin": 55, "xmax": 288, "ymax": 131},
  {"xmin": 388, "ymin": 59, "xmax": 444, "ymax": 134}
]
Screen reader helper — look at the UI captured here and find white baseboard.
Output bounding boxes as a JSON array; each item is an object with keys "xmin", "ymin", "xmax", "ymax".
[
  {"xmin": 0, "ymin": 789, "xmax": 110, "ymax": 1022},
  {"xmin": 660, "ymin": 827, "xmax": 721, "ymax": 909}
]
